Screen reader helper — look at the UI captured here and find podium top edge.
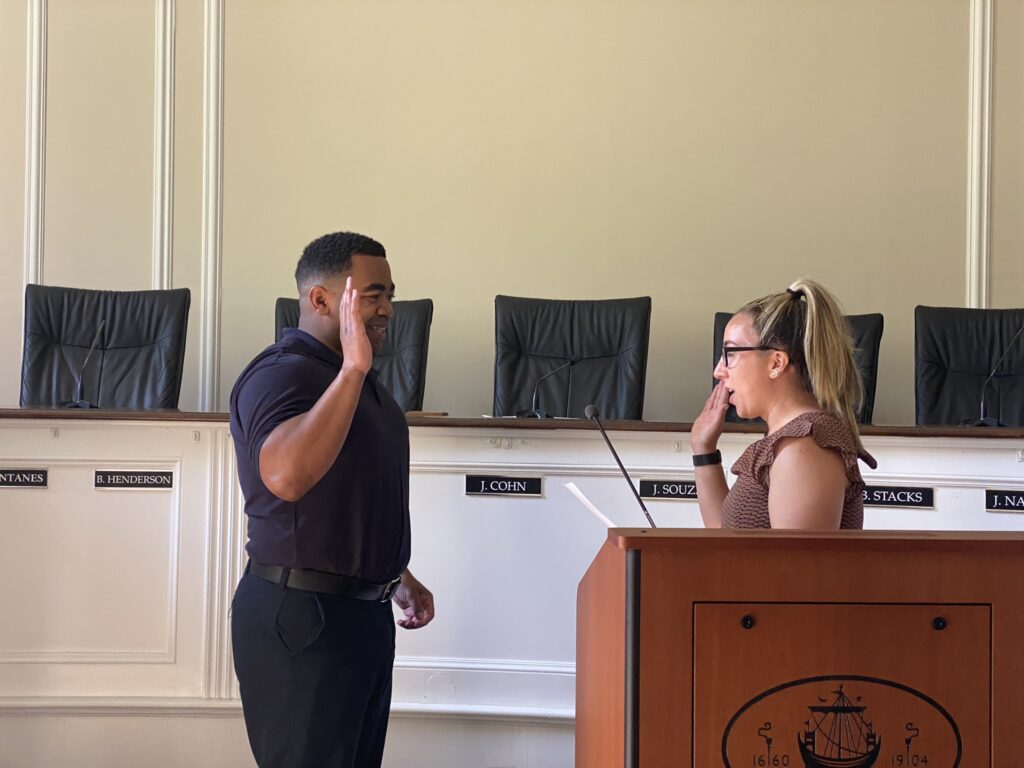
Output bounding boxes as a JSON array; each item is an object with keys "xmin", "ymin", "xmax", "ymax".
[{"xmin": 609, "ymin": 527, "xmax": 1024, "ymax": 549}]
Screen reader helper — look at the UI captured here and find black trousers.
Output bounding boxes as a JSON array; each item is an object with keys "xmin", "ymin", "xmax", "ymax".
[{"xmin": 231, "ymin": 571, "xmax": 396, "ymax": 768}]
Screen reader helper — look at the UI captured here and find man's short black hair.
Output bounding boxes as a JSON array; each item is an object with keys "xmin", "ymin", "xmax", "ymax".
[{"xmin": 295, "ymin": 231, "xmax": 387, "ymax": 291}]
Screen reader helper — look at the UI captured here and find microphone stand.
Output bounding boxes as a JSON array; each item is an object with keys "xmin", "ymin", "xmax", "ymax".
[
  {"xmin": 61, "ymin": 320, "xmax": 106, "ymax": 409},
  {"xmin": 518, "ymin": 355, "xmax": 582, "ymax": 418},
  {"xmin": 962, "ymin": 323, "xmax": 1024, "ymax": 427},
  {"xmin": 585, "ymin": 404, "xmax": 657, "ymax": 528}
]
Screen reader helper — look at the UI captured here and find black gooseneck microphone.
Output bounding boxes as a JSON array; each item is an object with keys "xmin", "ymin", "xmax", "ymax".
[
  {"xmin": 517, "ymin": 355, "xmax": 583, "ymax": 418},
  {"xmin": 962, "ymin": 322, "xmax": 1024, "ymax": 427},
  {"xmin": 61, "ymin": 320, "xmax": 106, "ymax": 409},
  {"xmin": 584, "ymin": 403, "xmax": 657, "ymax": 528}
]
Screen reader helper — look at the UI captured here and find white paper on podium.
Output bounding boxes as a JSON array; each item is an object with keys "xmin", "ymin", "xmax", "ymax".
[{"xmin": 564, "ymin": 482, "xmax": 616, "ymax": 528}]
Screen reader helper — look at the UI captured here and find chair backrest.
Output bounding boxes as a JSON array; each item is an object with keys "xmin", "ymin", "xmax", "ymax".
[
  {"xmin": 915, "ymin": 305, "xmax": 1024, "ymax": 427},
  {"xmin": 712, "ymin": 310, "xmax": 884, "ymax": 424},
  {"xmin": 275, "ymin": 297, "xmax": 299, "ymax": 342},
  {"xmin": 20, "ymin": 284, "xmax": 191, "ymax": 409},
  {"xmin": 493, "ymin": 295, "xmax": 651, "ymax": 420},
  {"xmin": 274, "ymin": 297, "xmax": 434, "ymax": 413}
]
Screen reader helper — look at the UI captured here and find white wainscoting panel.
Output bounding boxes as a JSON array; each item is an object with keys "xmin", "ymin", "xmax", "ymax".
[
  {"xmin": 0, "ymin": 415, "xmax": 1022, "ymax": 767},
  {"xmin": 0, "ymin": 420, "xmax": 216, "ymax": 698}
]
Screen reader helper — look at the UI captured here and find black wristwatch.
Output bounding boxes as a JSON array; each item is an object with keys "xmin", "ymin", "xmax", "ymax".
[{"xmin": 692, "ymin": 449, "xmax": 722, "ymax": 467}]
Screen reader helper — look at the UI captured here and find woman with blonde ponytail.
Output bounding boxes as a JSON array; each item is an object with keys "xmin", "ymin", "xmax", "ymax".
[{"xmin": 690, "ymin": 279, "xmax": 876, "ymax": 529}]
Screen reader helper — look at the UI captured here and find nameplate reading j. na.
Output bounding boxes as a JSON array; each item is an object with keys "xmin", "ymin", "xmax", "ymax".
[
  {"xmin": 861, "ymin": 485, "xmax": 934, "ymax": 508},
  {"xmin": 95, "ymin": 471, "xmax": 174, "ymax": 489},
  {"xmin": 0, "ymin": 469, "xmax": 48, "ymax": 488},
  {"xmin": 639, "ymin": 479, "xmax": 697, "ymax": 500},
  {"xmin": 986, "ymin": 489, "xmax": 1024, "ymax": 513},
  {"xmin": 465, "ymin": 475, "xmax": 542, "ymax": 497}
]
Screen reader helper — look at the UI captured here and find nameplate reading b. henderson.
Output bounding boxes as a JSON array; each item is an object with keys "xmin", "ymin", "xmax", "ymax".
[
  {"xmin": 0, "ymin": 469, "xmax": 48, "ymax": 488},
  {"xmin": 95, "ymin": 471, "xmax": 174, "ymax": 489}
]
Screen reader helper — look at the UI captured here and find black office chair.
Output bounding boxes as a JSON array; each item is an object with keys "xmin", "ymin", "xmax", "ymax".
[
  {"xmin": 915, "ymin": 306, "xmax": 1024, "ymax": 427},
  {"xmin": 712, "ymin": 311, "xmax": 884, "ymax": 424},
  {"xmin": 275, "ymin": 297, "xmax": 434, "ymax": 413},
  {"xmin": 274, "ymin": 297, "xmax": 300, "ymax": 342},
  {"xmin": 20, "ymin": 284, "xmax": 191, "ymax": 409},
  {"xmin": 493, "ymin": 295, "xmax": 651, "ymax": 420}
]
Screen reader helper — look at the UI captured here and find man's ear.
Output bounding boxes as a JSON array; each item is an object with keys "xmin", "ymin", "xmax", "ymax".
[{"xmin": 307, "ymin": 285, "xmax": 331, "ymax": 315}]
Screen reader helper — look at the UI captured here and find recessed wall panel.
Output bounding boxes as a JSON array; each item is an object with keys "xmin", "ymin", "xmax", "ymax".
[
  {"xmin": 0, "ymin": 460, "xmax": 177, "ymax": 661},
  {"xmin": 44, "ymin": 0, "xmax": 155, "ymax": 291},
  {"xmin": 0, "ymin": 0, "xmax": 28, "ymax": 408},
  {"xmin": 991, "ymin": 0, "xmax": 1024, "ymax": 310}
]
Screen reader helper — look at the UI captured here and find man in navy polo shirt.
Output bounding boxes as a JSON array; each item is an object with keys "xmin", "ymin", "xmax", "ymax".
[{"xmin": 229, "ymin": 231, "xmax": 434, "ymax": 768}]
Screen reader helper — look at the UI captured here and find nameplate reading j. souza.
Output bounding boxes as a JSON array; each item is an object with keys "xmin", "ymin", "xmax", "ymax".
[
  {"xmin": 861, "ymin": 485, "xmax": 934, "ymax": 508},
  {"xmin": 986, "ymin": 489, "xmax": 1024, "ymax": 513},
  {"xmin": 639, "ymin": 480, "xmax": 697, "ymax": 499},
  {"xmin": 95, "ymin": 471, "xmax": 174, "ymax": 489},
  {"xmin": 0, "ymin": 469, "xmax": 48, "ymax": 488},
  {"xmin": 465, "ymin": 475, "xmax": 542, "ymax": 496}
]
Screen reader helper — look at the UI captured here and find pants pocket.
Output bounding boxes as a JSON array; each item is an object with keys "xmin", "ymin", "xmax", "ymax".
[{"xmin": 273, "ymin": 590, "xmax": 325, "ymax": 656}]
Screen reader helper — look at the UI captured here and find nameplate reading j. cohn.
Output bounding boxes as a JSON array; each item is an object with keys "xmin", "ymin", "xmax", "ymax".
[
  {"xmin": 94, "ymin": 471, "xmax": 174, "ymax": 489},
  {"xmin": 465, "ymin": 475, "xmax": 542, "ymax": 497},
  {"xmin": 0, "ymin": 469, "xmax": 48, "ymax": 488}
]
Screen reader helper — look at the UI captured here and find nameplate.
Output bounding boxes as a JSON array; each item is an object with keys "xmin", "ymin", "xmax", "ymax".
[
  {"xmin": 861, "ymin": 485, "xmax": 934, "ymax": 508},
  {"xmin": 465, "ymin": 475, "xmax": 542, "ymax": 496},
  {"xmin": 639, "ymin": 479, "xmax": 697, "ymax": 500},
  {"xmin": 95, "ymin": 471, "xmax": 174, "ymax": 489},
  {"xmin": 986, "ymin": 489, "xmax": 1024, "ymax": 513},
  {"xmin": 0, "ymin": 469, "xmax": 48, "ymax": 488}
]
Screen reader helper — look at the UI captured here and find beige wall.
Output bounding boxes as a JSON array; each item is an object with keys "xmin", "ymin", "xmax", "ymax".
[
  {"xmin": 0, "ymin": 0, "xmax": 27, "ymax": 378},
  {"xmin": 991, "ymin": 0, "xmax": 1024, "ymax": 309},
  {"xmin": 2, "ymin": 0, "xmax": 1021, "ymax": 424}
]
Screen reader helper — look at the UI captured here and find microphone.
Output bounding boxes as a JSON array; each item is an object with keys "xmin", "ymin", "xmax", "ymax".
[
  {"xmin": 517, "ymin": 355, "xmax": 583, "ymax": 418},
  {"xmin": 61, "ymin": 320, "xmax": 106, "ymax": 409},
  {"xmin": 962, "ymin": 322, "xmax": 1024, "ymax": 427},
  {"xmin": 584, "ymin": 404, "xmax": 657, "ymax": 528}
]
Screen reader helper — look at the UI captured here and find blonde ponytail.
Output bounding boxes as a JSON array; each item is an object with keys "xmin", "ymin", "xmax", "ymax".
[{"xmin": 738, "ymin": 279, "xmax": 865, "ymax": 452}]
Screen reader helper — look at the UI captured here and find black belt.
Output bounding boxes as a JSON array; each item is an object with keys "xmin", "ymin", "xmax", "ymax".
[{"xmin": 247, "ymin": 561, "xmax": 401, "ymax": 602}]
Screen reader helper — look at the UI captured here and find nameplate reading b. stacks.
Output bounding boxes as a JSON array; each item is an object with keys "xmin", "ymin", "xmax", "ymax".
[
  {"xmin": 95, "ymin": 471, "xmax": 174, "ymax": 489},
  {"xmin": 861, "ymin": 485, "xmax": 934, "ymax": 508},
  {"xmin": 986, "ymin": 489, "xmax": 1024, "ymax": 513},
  {"xmin": 639, "ymin": 480, "xmax": 697, "ymax": 499},
  {"xmin": 465, "ymin": 475, "xmax": 542, "ymax": 496},
  {"xmin": 0, "ymin": 469, "xmax": 48, "ymax": 488}
]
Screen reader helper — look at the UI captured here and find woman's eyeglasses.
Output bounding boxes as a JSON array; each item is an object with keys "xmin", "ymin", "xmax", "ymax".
[{"xmin": 720, "ymin": 345, "xmax": 779, "ymax": 369}]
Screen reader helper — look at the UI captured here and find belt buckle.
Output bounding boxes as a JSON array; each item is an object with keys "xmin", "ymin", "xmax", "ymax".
[{"xmin": 381, "ymin": 576, "xmax": 402, "ymax": 603}]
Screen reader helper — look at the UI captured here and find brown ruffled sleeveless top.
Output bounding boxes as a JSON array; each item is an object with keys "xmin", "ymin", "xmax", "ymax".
[{"xmin": 721, "ymin": 411, "xmax": 877, "ymax": 529}]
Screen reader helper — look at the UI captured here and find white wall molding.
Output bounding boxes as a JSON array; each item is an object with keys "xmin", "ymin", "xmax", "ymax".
[
  {"xmin": 199, "ymin": 0, "xmax": 225, "ymax": 410},
  {"xmin": 23, "ymin": 0, "xmax": 47, "ymax": 288},
  {"xmin": 394, "ymin": 656, "xmax": 574, "ymax": 676},
  {"xmin": 413, "ymin": 459, "xmax": 693, "ymax": 477},
  {"xmin": 0, "ymin": 650, "xmax": 175, "ymax": 665},
  {"xmin": 391, "ymin": 702, "xmax": 574, "ymax": 724},
  {"xmin": 151, "ymin": 0, "xmax": 176, "ymax": 290},
  {"xmin": 0, "ymin": 697, "xmax": 575, "ymax": 724},
  {"xmin": 861, "ymin": 471, "xmax": 1024, "ymax": 490},
  {"xmin": 965, "ymin": 0, "xmax": 993, "ymax": 308},
  {"xmin": 202, "ymin": 431, "xmax": 244, "ymax": 699}
]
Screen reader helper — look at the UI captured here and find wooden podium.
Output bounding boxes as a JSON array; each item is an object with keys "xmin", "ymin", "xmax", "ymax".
[{"xmin": 576, "ymin": 529, "xmax": 1024, "ymax": 767}]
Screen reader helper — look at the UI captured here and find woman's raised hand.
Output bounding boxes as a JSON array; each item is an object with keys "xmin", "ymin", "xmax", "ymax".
[{"xmin": 691, "ymin": 381, "xmax": 729, "ymax": 454}]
